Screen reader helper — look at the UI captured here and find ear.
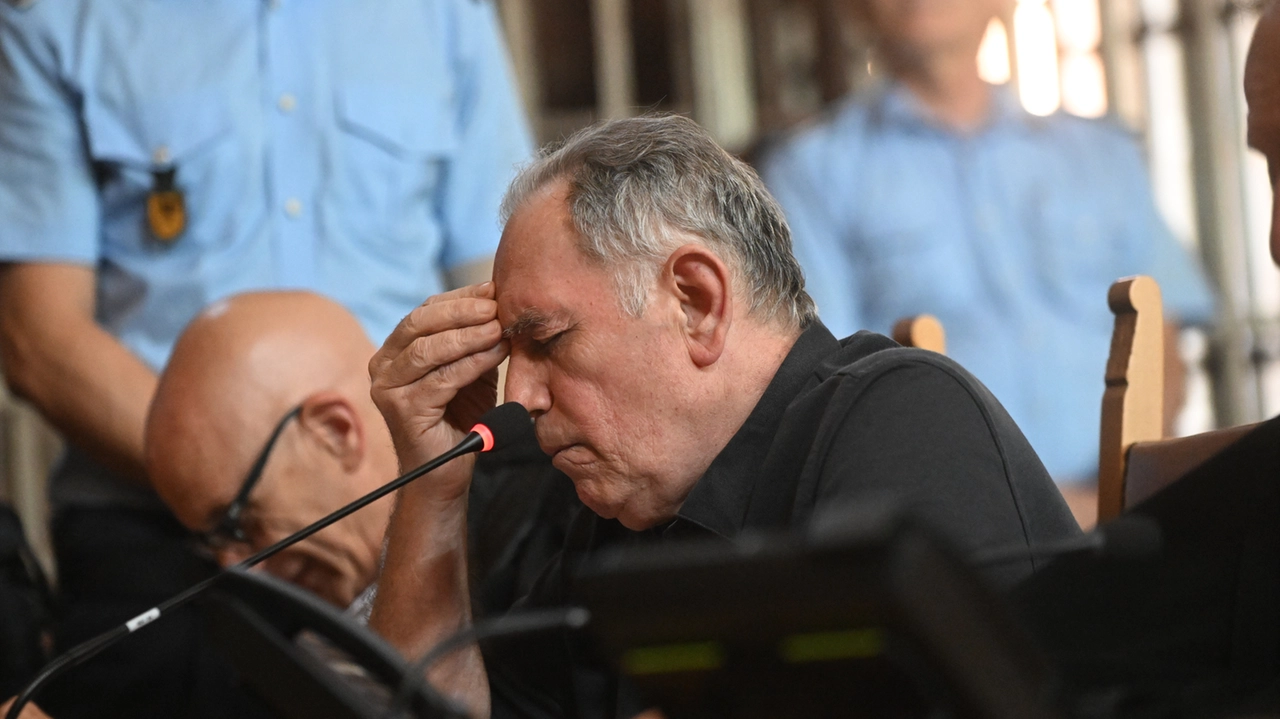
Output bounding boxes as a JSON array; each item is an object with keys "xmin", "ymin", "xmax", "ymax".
[
  {"xmin": 297, "ymin": 392, "xmax": 365, "ymax": 473},
  {"xmin": 660, "ymin": 244, "xmax": 732, "ymax": 368}
]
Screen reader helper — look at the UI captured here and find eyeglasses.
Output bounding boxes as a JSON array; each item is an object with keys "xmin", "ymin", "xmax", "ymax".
[{"xmin": 193, "ymin": 405, "xmax": 302, "ymax": 553}]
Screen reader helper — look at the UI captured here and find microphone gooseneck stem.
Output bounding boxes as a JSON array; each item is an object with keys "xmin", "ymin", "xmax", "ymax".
[
  {"xmin": 241, "ymin": 431, "xmax": 484, "ymax": 569},
  {"xmin": 4, "ymin": 431, "xmax": 486, "ymax": 719}
]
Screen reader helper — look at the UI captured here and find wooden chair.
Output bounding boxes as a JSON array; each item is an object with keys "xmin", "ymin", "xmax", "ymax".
[
  {"xmin": 892, "ymin": 314, "xmax": 947, "ymax": 355},
  {"xmin": 1097, "ymin": 276, "xmax": 1253, "ymax": 522}
]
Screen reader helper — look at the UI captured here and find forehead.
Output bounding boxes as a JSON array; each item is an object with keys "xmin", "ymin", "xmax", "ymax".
[
  {"xmin": 493, "ymin": 183, "xmax": 611, "ymax": 325},
  {"xmin": 152, "ymin": 431, "xmax": 246, "ymax": 529}
]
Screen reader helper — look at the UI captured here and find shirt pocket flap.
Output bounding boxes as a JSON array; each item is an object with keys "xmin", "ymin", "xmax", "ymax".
[
  {"xmin": 336, "ymin": 85, "xmax": 457, "ymax": 156},
  {"xmin": 83, "ymin": 91, "xmax": 233, "ymax": 166}
]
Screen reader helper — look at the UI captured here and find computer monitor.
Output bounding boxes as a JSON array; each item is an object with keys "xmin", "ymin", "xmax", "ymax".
[
  {"xmin": 575, "ymin": 510, "xmax": 1062, "ymax": 719},
  {"xmin": 204, "ymin": 568, "xmax": 465, "ymax": 719}
]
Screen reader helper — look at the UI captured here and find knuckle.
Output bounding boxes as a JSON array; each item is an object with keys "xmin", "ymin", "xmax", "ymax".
[{"xmin": 407, "ymin": 336, "xmax": 436, "ymax": 367}]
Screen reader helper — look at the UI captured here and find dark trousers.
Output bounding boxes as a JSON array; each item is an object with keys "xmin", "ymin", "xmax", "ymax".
[
  {"xmin": 0, "ymin": 504, "xmax": 49, "ymax": 699},
  {"xmin": 43, "ymin": 507, "xmax": 268, "ymax": 719}
]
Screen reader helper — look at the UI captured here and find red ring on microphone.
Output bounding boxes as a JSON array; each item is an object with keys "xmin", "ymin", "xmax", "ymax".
[{"xmin": 472, "ymin": 423, "xmax": 496, "ymax": 452}]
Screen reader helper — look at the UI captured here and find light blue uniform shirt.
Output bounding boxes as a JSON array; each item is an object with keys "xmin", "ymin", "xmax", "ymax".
[
  {"xmin": 0, "ymin": 0, "xmax": 532, "ymax": 369},
  {"xmin": 0, "ymin": 0, "xmax": 532, "ymax": 505},
  {"xmin": 760, "ymin": 83, "xmax": 1215, "ymax": 482}
]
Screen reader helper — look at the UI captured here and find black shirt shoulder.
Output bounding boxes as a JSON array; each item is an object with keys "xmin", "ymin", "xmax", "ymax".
[{"xmin": 792, "ymin": 331, "xmax": 1081, "ymax": 587}]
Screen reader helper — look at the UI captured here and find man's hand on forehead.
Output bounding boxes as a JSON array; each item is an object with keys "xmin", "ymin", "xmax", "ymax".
[{"xmin": 368, "ymin": 282, "xmax": 508, "ymax": 471}]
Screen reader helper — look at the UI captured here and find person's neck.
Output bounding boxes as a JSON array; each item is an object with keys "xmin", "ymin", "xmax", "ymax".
[
  {"xmin": 646, "ymin": 323, "xmax": 800, "ymax": 530},
  {"xmin": 888, "ymin": 47, "xmax": 992, "ymax": 133}
]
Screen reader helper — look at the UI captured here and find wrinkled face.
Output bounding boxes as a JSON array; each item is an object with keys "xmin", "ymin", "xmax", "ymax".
[
  {"xmin": 1245, "ymin": 6, "xmax": 1280, "ymax": 264},
  {"xmin": 862, "ymin": 0, "xmax": 1003, "ymax": 57},
  {"xmin": 494, "ymin": 183, "xmax": 695, "ymax": 530},
  {"xmin": 158, "ymin": 421, "xmax": 379, "ymax": 608}
]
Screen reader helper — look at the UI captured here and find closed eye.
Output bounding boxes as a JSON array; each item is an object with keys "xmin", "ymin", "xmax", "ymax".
[{"xmin": 531, "ymin": 330, "xmax": 567, "ymax": 353}]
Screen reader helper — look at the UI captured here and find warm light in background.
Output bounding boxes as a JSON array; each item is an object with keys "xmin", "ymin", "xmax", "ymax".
[
  {"xmin": 1060, "ymin": 53, "xmax": 1108, "ymax": 117},
  {"xmin": 1054, "ymin": 0, "xmax": 1108, "ymax": 117},
  {"xmin": 975, "ymin": 0, "xmax": 1110, "ymax": 118},
  {"xmin": 1054, "ymin": 0, "xmax": 1101, "ymax": 50},
  {"xmin": 977, "ymin": 18, "xmax": 1011, "ymax": 85},
  {"xmin": 1014, "ymin": 0, "xmax": 1062, "ymax": 116}
]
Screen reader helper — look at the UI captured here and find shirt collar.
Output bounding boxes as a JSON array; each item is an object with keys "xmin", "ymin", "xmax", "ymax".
[
  {"xmin": 669, "ymin": 322, "xmax": 840, "ymax": 540},
  {"xmin": 870, "ymin": 79, "xmax": 1031, "ymax": 136}
]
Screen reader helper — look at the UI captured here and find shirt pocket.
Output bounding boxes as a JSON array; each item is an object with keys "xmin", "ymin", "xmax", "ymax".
[
  {"xmin": 1032, "ymin": 193, "xmax": 1119, "ymax": 314},
  {"xmin": 853, "ymin": 202, "xmax": 978, "ymax": 320},
  {"xmin": 332, "ymin": 85, "xmax": 457, "ymax": 244},
  {"xmin": 82, "ymin": 89, "xmax": 234, "ymax": 253}
]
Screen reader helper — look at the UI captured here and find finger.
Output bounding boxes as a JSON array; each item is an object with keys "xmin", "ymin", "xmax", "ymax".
[
  {"xmin": 431, "ymin": 339, "xmax": 510, "ymax": 396},
  {"xmin": 374, "ymin": 295, "xmax": 498, "ymax": 366},
  {"xmin": 376, "ymin": 320, "xmax": 504, "ymax": 390},
  {"xmin": 419, "ymin": 281, "xmax": 495, "ymax": 307}
]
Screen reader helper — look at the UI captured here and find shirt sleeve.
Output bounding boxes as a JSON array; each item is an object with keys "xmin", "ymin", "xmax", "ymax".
[
  {"xmin": 0, "ymin": 6, "xmax": 99, "ymax": 264},
  {"xmin": 758, "ymin": 135, "xmax": 866, "ymax": 339},
  {"xmin": 439, "ymin": 0, "xmax": 535, "ymax": 272}
]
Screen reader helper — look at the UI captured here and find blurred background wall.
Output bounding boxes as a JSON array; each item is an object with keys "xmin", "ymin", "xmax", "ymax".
[
  {"xmin": 494, "ymin": 0, "xmax": 1277, "ymax": 432},
  {"xmin": 3, "ymin": 0, "xmax": 1274, "ymax": 575}
]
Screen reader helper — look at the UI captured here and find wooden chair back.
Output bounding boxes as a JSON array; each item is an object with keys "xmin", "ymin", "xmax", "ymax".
[
  {"xmin": 892, "ymin": 314, "xmax": 947, "ymax": 355},
  {"xmin": 1097, "ymin": 276, "xmax": 1252, "ymax": 522}
]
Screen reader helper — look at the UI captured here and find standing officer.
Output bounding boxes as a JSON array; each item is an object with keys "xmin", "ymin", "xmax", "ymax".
[{"xmin": 0, "ymin": 0, "xmax": 532, "ymax": 715}]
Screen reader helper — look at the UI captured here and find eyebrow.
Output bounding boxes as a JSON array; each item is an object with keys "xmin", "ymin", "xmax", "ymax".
[{"xmin": 502, "ymin": 308, "xmax": 569, "ymax": 340}]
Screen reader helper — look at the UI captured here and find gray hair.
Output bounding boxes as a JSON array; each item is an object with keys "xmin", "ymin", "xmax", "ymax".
[{"xmin": 501, "ymin": 114, "xmax": 816, "ymax": 331}]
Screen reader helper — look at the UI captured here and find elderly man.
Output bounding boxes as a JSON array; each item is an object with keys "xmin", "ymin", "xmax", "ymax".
[
  {"xmin": 145, "ymin": 290, "xmax": 578, "ymax": 616},
  {"xmin": 758, "ymin": 0, "xmax": 1215, "ymax": 524},
  {"xmin": 365, "ymin": 114, "xmax": 1079, "ymax": 718}
]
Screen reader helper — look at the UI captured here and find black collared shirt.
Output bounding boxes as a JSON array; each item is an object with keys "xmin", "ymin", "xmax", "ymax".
[{"xmin": 486, "ymin": 322, "xmax": 1080, "ymax": 719}]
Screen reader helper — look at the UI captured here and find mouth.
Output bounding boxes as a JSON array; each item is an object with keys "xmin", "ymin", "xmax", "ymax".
[
  {"xmin": 550, "ymin": 442, "xmax": 588, "ymax": 465},
  {"xmin": 541, "ymin": 441, "xmax": 595, "ymax": 475},
  {"xmin": 536, "ymin": 431, "xmax": 575, "ymax": 459}
]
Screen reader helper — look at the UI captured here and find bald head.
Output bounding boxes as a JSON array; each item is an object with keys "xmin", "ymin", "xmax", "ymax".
[
  {"xmin": 146, "ymin": 291, "xmax": 395, "ymax": 606},
  {"xmin": 1245, "ymin": 1, "xmax": 1280, "ymax": 263}
]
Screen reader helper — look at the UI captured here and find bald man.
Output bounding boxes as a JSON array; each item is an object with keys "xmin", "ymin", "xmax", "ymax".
[
  {"xmin": 146, "ymin": 291, "xmax": 396, "ymax": 608},
  {"xmin": 146, "ymin": 291, "xmax": 579, "ymax": 612},
  {"xmin": 0, "ymin": 291, "xmax": 572, "ymax": 719}
]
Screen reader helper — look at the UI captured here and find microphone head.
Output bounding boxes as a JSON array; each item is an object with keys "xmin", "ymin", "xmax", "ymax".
[
  {"xmin": 1098, "ymin": 515, "xmax": 1163, "ymax": 560},
  {"xmin": 470, "ymin": 402, "xmax": 534, "ymax": 452}
]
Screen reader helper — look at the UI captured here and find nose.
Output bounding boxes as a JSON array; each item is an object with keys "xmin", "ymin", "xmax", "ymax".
[{"xmin": 503, "ymin": 349, "xmax": 551, "ymax": 416}]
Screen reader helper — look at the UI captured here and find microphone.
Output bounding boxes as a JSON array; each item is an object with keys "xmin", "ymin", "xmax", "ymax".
[
  {"xmin": 969, "ymin": 515, "xmax": 1163, "ymax": 567},
  {"xmin": 5, "ymin": 402, "xmax": 533, "ymax": 719}
]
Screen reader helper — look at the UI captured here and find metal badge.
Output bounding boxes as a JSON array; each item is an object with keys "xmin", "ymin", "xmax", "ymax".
[{"xmin": 146, "ymin": 166, "xmax": 185, "ymax": 243}]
